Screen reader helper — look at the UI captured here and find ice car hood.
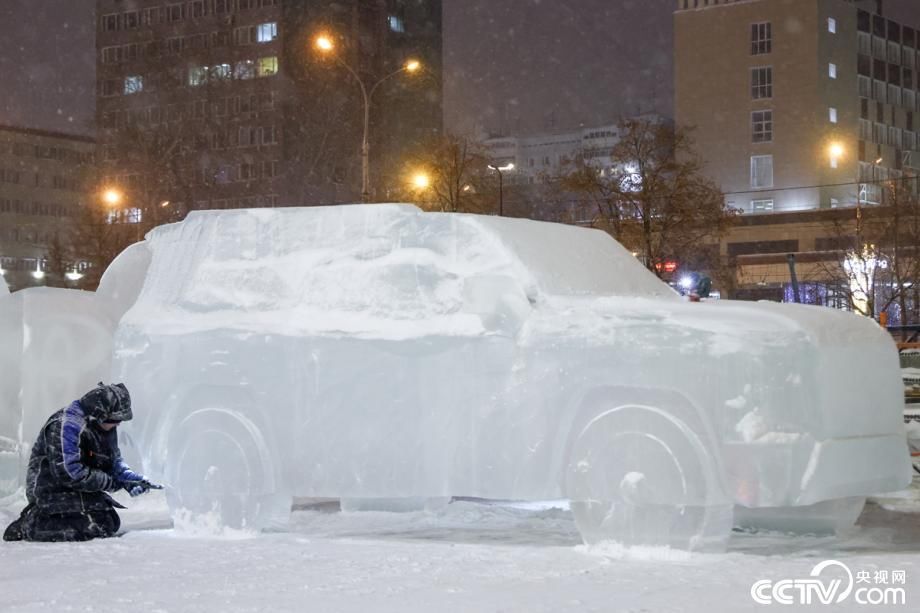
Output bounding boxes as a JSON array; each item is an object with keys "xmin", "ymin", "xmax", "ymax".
[{"xmin": 528, "ymin": 296, "xmax": 904, "ymax": 441}]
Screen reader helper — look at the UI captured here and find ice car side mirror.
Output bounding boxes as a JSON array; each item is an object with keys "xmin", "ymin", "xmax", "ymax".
[{"xmin": 462, "ymin": 275, "xmax": 533, "ymax": 337}]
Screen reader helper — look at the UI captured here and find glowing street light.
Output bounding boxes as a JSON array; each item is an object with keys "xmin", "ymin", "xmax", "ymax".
[
  {"xmin": 410, "ymin": 172, "xmax": 431, "ymax": 190},
  {"xmin": 312, "ymin": 31, "xmax": 424, "ymax": 202},
  {"xmin": 827, "ymin": 142, "xmax": 845, "ymax": 166},
  {"xmin": 314, "ymin": 34, "xmax": 334, "ymax": 52},
  {"xmin": 102, "ymin": 188, "xmax": 123, "ymax": 207}
]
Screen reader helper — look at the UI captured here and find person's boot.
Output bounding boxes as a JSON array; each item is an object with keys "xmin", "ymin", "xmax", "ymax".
[{"xmin": 3, "ymin": 504, "xmax": 34, "ymax": 542}]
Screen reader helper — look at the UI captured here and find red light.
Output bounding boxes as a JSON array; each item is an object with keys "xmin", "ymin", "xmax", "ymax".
[{"xmin": 655, "ymin": 261, "xmax": 678, "ymax": 273}]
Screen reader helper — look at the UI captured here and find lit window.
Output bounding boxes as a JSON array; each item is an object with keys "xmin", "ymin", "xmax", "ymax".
[
  {"xmin": 829, "ymin": 107, "xmax": 838, "ymax": 123},
  {"xmin": 124, "ymin": 76, "xmax": 144, "ymax": 95},
  {"xmin": 257, "ymin": 22, "xmax": 277, "ymax": 43},
  {"xmin": 389, "ymin": 16, "xmax": 405, "ymax": 33},
  {"xmin": 235, "ymin": 60, "xmax": 256, "ymax": 80},
  {"xmin": 828, "ymin": 17, "xmax": 836, "ymax": 33},
  {"xmin": 751, "ymin": 155, "xmax": 773, "ymax": 188},
  {"xmin": 258, "ymin": 56, "xmax": 279, "ymax": 77},
  {"xmin": 751, "ymin": 22, "xmax": 771, "ymax": 55},
  {"xmin": 126, "ymin": 207, "xmax": 143, "ymax": 224},
  {"xmin": 829, "ymin": 63, "xmax": 837, "ymax": 79},
  {"xmin": 751, "ymin": 199, "xmax": 774, "ymax": 211},
  {"xmin": 752, "ymin": 110, "xmax": 773, "ymax": 143},
  {"xmin": 188, "ymin": 65, "xmax": 208, "ymax": 86}
]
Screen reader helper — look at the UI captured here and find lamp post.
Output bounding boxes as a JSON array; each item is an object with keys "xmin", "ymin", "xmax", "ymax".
[
  {"xmin": 487, "ymin": 163, "xmax": 515, "ymax": 216},
  {"xmin": 314, "ymin": 34, "xmax": 421, "ymax": 203}
]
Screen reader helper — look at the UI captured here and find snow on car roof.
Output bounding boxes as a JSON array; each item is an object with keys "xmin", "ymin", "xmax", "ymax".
[{"xmin": 122, "ymin": 204, "xmax": 676, "ymax": 339}]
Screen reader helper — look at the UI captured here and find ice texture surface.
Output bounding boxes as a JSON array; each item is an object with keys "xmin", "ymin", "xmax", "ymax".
[{"xmin": 106, "ymin": 205, "xmax": 910, "ymax": 548}]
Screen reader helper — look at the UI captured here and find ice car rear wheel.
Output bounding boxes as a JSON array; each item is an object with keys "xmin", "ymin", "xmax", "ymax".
[
  {"xmin": 165, "ymin": 408, "xmax": 290, "ymax": 532},
  {"xmin": 566, "ymin": 404, "xmax": 732, "ymax": 551}
]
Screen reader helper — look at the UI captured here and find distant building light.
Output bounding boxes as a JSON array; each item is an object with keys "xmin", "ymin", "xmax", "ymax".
[
  {"xmin": 124, "ymin": 75, "xmax": 143, "ymax": 95},
  {"xmin": 32, "ymin": 270, "xmax": 45, "ymax": 280},
  {"xmin": 256, "ymin": 22, "xmax": 277, "ymax": 43},
  {"xmin": 65, "ymin": 272, "xmax": 84, "ymax": 282},
  {"xmin": 388, "ymin": 15, "xmax": 405, "ymax": 33},
  {"xmin": 655, "ymin": 261, "xmax": 679, "ymax": 274}
]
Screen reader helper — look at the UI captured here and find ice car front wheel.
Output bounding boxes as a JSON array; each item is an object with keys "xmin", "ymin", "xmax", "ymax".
[
  {"xmin": 165, "ymin": 408, "xmax": 291, "ymax": 532},
  {"xmin": 566, "ymin": 404, "xmax": 732, "ymax": 551}
]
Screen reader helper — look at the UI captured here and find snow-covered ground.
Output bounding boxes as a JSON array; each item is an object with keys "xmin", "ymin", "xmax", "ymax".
[{"xmin": 2, "ymin": 483, "xmax": 920, "ymax": 612}]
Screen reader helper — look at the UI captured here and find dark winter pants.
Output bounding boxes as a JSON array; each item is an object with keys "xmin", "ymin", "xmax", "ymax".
[{"xmin": 3, "ymin": 503, "xmax": 121, "ymax": 542}]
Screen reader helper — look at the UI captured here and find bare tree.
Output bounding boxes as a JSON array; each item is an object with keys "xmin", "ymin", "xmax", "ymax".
[
  {"xmin": 42, "ymin": 233, "xmax": 74, "ymax": 289},
  {"xmin": 400, "ymin": 133, "xmax": 493, "ymax": 213},
  {"xmin": 558, "ymin": 118, "xmax": 738, "ymax": 277},
  {"xmin": 811, "ymin": 180, "xmax": 920, "ymax": 322},
  {"xmin": 63, "ymin": 203, "xmax": 137, "ymax": 291}
]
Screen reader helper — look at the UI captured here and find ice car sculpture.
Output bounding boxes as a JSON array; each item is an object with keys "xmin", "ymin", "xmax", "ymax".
[
  {"xmin": 101, "ymin": 204, "xmax": 910, "ymax": 549},
  {"xmin": 0, "ymin": 205, "xmax": 911, "ymax": 549}
]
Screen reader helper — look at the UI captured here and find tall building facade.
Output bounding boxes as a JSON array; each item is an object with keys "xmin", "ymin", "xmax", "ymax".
[
  {"xmin": 0, "ymin": 125, "xmax": 96, "ymax": 291},
  {"xmin": 95, "ymin": 0, "xmax": 441, "ymax": 216},
  {"xmin": 675, "ymin": 0, "xmax": 920, "ymax": 214}
]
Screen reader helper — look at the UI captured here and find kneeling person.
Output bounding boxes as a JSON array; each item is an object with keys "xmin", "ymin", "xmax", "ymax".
[{"xmin": 3, "ymin": 383, "xmax": 162, "ymax": 542}]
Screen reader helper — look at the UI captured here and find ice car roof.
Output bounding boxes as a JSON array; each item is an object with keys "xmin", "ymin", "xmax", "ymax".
[{"xmin": 124, "ymin": 204, "xmax": 677, "ymax": 338}]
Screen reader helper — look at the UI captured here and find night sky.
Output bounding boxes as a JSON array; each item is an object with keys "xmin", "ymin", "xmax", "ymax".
[
  {"xmin": 0, "ymin": 0, "xmax": 95, "ymax": 135},
  {"xmin": 0, "ymin": 0, "xmax": 917, "ymax": 137}
]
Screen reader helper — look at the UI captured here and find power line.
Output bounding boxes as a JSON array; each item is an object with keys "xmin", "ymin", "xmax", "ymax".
[{"xmin": 723, "ymin": 173, "xmax": 920, "ymax": 197}]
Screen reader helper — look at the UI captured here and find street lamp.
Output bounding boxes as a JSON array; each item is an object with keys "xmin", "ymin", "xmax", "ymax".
[
  {"xmin": 487, "ymin": 163, "xmax": 515, "ymax": 216},
  {"xmin": 102, "ymin": 188, "xmax": 123, "ymax": 207},
  {"xmin": 314, "ymin": 33, "xmax": 423, "ymax": 203},
  {"xmin": 410, "ymin": 171, "xmax": 431, "ymax": 190}
]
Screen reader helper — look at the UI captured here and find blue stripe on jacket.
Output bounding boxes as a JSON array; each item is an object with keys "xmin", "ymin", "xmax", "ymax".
[{"xmin": 60, "ymin": 401, "xmax": 87, "ymax": 481}]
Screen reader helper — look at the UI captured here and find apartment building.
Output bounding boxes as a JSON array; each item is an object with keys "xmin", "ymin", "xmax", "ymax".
[
  {"xmin": 0, "ymin": 125, "xmax": 96, "ymax": 292},
  {"xmin": 484, "ymin": 123, "xmax": 620, "ymax": 186},
  {"xmin": 96, "ymin": 0, "xmax": 442, "ymax": 215},
  {"xmin": 675, "ymin": 0, "xmax": 920, "ymax": 214}
]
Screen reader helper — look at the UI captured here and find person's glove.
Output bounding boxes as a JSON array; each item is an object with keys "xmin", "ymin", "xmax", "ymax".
[{"xmin": 122, "ymin": 479, "xmax": 164, "ymax": 497}]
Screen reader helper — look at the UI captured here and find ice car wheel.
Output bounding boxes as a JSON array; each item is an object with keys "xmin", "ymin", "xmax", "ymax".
[
  {"xmin": 165, "ymin": 408, "xmax": 290, "ymax": 531},
  {"xmin": 566, "ymin": 404, "xmax": 732, "ymax": 551}
]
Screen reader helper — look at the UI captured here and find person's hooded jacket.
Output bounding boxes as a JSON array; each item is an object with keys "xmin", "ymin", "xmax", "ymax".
[{"xmin": 24, "ymin": 383, "xmax": 143, "ymax": 515}]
